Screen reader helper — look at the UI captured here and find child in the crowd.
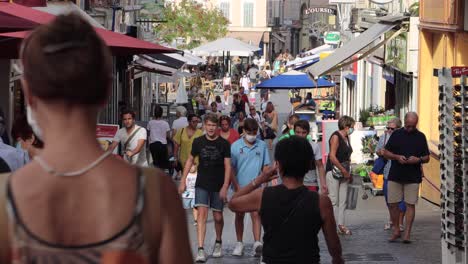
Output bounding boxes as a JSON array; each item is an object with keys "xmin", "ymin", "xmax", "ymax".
[{"xmin": 182, "ymin": 164, "xmax": 198, "ymax": 225}]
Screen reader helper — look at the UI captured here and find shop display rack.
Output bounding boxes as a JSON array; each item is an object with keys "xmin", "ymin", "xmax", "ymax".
[{"xmin": 437, "ymin": 68, "xmax": 468, "ymax": 263}]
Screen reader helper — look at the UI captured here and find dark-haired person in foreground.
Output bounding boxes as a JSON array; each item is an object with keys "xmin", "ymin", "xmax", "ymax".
[
  {"xmin": 229, "ymin": 136, "xmax": 344, "ymax": 264},
  {"xmin": 3, "ymin": 13, "xmax": 192, "ymax": 263}
]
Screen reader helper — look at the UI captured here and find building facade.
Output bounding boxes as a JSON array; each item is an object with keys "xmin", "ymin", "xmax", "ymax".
[{"xmin": 418, "ymin": 0, "xmax": 468, "ymax": 207}]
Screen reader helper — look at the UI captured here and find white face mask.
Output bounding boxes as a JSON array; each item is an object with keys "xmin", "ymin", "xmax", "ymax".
[
  {"xmin": 245, "ymin": 134, "xmax": 256, "ymax": 143},
  {"xmin": 26, "ymin": 105, "xmax": 43, "ymax": 140},
  {"xmin": 197, "ymin": 123, "xmax": 203, "ymax": 129}
]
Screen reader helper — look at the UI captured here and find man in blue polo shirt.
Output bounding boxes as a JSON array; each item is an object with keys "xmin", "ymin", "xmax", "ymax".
[{"xmin": 230, "ymin": 118, "xmax": 271, "ymax": 257}]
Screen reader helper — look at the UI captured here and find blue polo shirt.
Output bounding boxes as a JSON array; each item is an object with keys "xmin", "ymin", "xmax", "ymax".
[{"xmin": 231, "ymin": 137, "xmax": 271, "ymax": 187}]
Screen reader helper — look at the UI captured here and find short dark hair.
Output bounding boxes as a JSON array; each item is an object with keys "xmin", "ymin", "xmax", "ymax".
[
  {"xmin": 122, "ymin": 109, "xmax": 136, "ymax": 119},
  {"xmin": 274, "ymin": 136, "xmax": 312, "ymax": 179},
  {"xmin": 219, "ymin": 115, "xmax": 231, "ymax": 125},
  {"xmin": 294, "ymin": 120, "xmax": 310, "ymax": 133},
  {"xmin": 11, "ymin": 116, "xmax": 44, "ymax": 148},
  {"xmin": 204, "ymin": 113, "xmax": 218, "ymax": 124},
  {"xmin": 187, "ymin": 113, "xmax": 199, "ymax": 122},
  {"xmin": 244, "ymin": 118, "xmax": 259, "ymax": 132},
  {"xmin": 154, "ymin": 105, "xmax": 163, "ymax": 118},
  {"xmin": 21, "ymin": 13, "xmax": 111, "ymax": 105}
]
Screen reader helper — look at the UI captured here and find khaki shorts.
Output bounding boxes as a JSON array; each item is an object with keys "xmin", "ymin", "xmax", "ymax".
[{"xmin": 387, "ymin": 181, "xmax": 420, "ymax": 205}]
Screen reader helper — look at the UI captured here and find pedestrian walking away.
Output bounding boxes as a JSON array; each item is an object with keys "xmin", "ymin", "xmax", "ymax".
[
  {"xmin": 182, "ymin": 163, "xmax": 199, "ymax": 226},
  {"xmin": 262, "ymin": 102, "xmax": 278, "ymax": 150},
  {"xmin": 109, "ymin": 109, "xmax": 148, "ymax": 166},
  {"xmin": 179, "ymin": 113, "xmax": 232, "ymax": 263},
  {"xmin": 375, "ymin": 118, "xmax": 407, "ymax": 232},
  {"xmin": 383, "ymin": 112, "xmax": 429, "ymax": 243},
  {"xmin": 229, "ymin": 136, "xmax": 344, "ymax": 264},
  {"xmin": 294, "ymin": 120, "xmax": 327, "ymax": 194},
  {"xmin": 326, "ymin": 116, "xmax": 355, "ymax": 235},
  {"xmin": 0, "ymin": 13, "xmax": 192, "ymax": 263},
  {"xmin": 11, "ymin": 115, "xmax": 44, "ymax": 164},
  {"xmin": 230, "ymin": 119, "xmax": 271, "ymax": 257},
  {"xmin": 147, "ymin": 105, "xmax": 171, "ymax": 170}
]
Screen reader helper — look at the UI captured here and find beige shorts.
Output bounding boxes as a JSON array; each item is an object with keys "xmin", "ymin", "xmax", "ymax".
[{"xmin": 387, "ymin": 181, "xmax": 420, "ymax": 205}]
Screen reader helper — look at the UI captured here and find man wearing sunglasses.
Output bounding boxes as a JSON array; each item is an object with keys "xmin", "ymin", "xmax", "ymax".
[
  {"xmin": 376, "ymin": 118, "xmax": 406, "ymax": 232},
  {"xmin": 383, "ymin": 112, "xmax": 429, "ymax": 244}
]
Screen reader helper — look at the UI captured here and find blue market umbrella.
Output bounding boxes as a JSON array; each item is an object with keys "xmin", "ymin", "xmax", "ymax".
[{"xmin": 256, "ymin": 70, "xmax": 335, "ymax": 89}]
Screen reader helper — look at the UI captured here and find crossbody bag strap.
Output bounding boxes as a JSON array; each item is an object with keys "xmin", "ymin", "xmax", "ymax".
[
  {"xmin": 124, "ymin": 127, "xmax": 142, "ymax": 150},
  {"xmin": 0, "ymin": 173, "xmax": 11, "ymax": 263},
  {"xmin": 141, "ymin": 167, "xmax": 162, "ymax": 263}
]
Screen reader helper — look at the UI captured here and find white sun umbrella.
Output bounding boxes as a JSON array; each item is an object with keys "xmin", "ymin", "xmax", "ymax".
[{"xmin": 191, "ymin": 37, "xmax": 260, "ymax": 57}]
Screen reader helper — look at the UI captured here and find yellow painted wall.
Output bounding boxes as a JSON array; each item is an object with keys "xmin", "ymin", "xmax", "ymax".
[{"xmin": 418, "ymin": 30, "xmax": 468, "ymax": 205}]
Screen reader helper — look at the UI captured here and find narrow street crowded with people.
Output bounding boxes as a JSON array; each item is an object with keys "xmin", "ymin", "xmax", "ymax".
[{"xmin": 0, "ymin": 0, "xmax": 466, "ymax": 263}]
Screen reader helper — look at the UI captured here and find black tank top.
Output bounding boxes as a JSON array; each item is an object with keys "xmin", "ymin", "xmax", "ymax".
[
  {"xmin": 260, "ymin": 185, "xmax": 322, "ymax": 264},
  {"xmin": 326, "ymin": 131, "xmax": 353, "ymax": 172}
]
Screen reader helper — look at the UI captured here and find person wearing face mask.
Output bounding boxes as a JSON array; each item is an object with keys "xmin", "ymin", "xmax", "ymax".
[
  {"xmin": 2, "ymin": 13, "xmax": 192, "ymax": 263},
  {"xmin": 383, "ymin": 112, "xmax": 429, "ymax": 243},
  {"xmin": 229, "ymin": 118, "xmax": 270, "ymax": 257},
  {"xmin": 326, "ymin": 116, "xmax": 355, "ymax": 236},
  {"xmin": 11, "ymin": 115, "xmax": 44, "ymax": 163}
]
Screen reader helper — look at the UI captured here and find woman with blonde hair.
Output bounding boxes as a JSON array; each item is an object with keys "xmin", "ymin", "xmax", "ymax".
[{"xmin": 326, "ymin": 116, "xmax": 355, "ymax": 235}]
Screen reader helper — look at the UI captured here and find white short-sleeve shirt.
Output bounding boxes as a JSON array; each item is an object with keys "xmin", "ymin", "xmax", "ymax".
[
  {"xmin": 304, "ymin": 141, "xmax": 322, "ymax": 187},
  {"xmin": 114, "ymin": 125, "xmax": 148, "ymax": 166},
  {"xmin": 172, "ymin": 117, "xmax": 188, "ymax": 132},
  {"xmin": 147, "ymin": 119, "xmax": 170, "ymax": 144}
]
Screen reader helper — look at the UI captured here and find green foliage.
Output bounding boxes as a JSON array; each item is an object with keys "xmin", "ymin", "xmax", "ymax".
[
  {"xmin": 152, "ymin": 0, "xmax": 229, "ymax": 49},
  {"xmin": 361, "ymin": 135, "xmax": 378, "ymax": 155},
  {"xmin": 359, "ymin": 108, "xmax": 371, "ymax": 124},
  {"xmin": 409, "ymin": 2, "xmax": 419, "ymax": 17}
]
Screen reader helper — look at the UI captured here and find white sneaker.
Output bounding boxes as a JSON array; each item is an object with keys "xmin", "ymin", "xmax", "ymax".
[
  {"xmin": 253, "ymin": 241, "xmax": 263, "ymax": 257},
  {"xmin": 195, "ymin": 248, "xmax": 207, "ymax": 263},
  {"xmin": 232, "ymin": 241, "xmax": 244, "ymax": 256},
  {"xmin": 212, "ymin": 242, "xmax": 223, "ymax": 258}
]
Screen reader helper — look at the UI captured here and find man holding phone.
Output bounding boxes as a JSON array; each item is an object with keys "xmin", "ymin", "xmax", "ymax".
[{"xmin": 383, "ymin": 112, "xmax": 429, "ymax": 243}]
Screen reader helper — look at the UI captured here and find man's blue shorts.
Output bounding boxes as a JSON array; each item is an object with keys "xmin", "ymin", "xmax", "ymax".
[{"xmin": 194, "ymin": 187, "xmax": 224, "ymax": 212}]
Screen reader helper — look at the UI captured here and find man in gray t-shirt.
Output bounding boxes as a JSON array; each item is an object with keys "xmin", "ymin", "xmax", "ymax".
[{"xmin": 294, "ymin": 120, "xmax": 328, "ymax": 194}]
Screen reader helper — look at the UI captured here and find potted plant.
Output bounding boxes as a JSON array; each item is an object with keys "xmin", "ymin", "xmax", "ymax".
[{"xmin": 361, "ymin": 135, "xmax": 378, "ymax": 161}]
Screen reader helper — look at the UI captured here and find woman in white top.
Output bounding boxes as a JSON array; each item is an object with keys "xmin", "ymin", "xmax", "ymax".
[
  {"xmin": 240, "ymin": 73, "xmax": 250, "ymax": 93},
  {"xmin": 147, "ymin": 105, "xmax": 171, "ymax": 169}
]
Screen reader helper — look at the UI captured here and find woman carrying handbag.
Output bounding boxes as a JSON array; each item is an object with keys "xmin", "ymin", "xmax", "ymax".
[{"xmin": 326, "ymin": 116, "xmax": 355, "ymax": 235}]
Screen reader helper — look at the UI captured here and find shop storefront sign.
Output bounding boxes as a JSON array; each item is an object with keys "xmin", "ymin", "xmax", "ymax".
[
  {"xmin": 451, "ymin": 66, "xmax": 468, "ymax": 77},
  {"xmin": 324, "ymin": 31, "xmax": 341, "ymax": 44},
  {"xmin": 304, "ymin": 7, "xmax": 337, "ymax": 16},
  {"xmin": 96, "ymin": 124, "xmax": 119, "ymax": 153}
]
